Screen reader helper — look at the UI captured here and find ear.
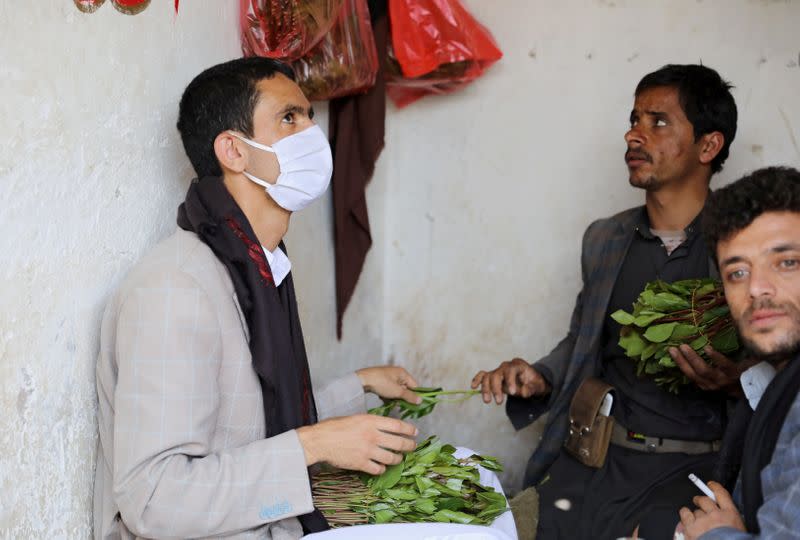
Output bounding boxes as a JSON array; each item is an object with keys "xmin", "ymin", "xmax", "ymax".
[
  {"xmin": 214, "ymin": 131, "xmax": 247, "ymax": 173},
  {"xmin": 698, "ymin": 131, "xmax": 724, "ymax": 167}
]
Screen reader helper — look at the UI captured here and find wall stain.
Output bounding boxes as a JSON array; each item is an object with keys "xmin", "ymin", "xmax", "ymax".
[{"xmin": 779, "ymin": 107, "xmax": 800, "ymax": 158}]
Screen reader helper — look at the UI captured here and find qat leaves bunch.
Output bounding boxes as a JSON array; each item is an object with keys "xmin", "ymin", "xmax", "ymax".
[
  {"xmin": 312, "ymin": 436, "xmax": 508, "ymax": 527},
  {"xmin": 611, "ymin": 278, "xmax": 741, "ymax": 393},
  {"xmin": 368, "ymin": 387, "xmax": 480, "ymax": 420}
]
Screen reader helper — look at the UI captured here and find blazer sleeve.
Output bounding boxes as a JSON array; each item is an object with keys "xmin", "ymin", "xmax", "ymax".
[
  {"xmin": 506, "ymin": 220, "xmax": 596, "ymax": 430},
  {"xmin": 314, "ymin": 372, "xmax": 367, "ymax": 420},
  {"xmin": 111, "ymin": 269, "xmax": 314, "ymax": 539}
]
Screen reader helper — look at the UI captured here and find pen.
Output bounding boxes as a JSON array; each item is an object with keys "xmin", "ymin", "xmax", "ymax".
[{"xmin": 688, "ymin": 473, "xmax": 717, "ymax": 503}]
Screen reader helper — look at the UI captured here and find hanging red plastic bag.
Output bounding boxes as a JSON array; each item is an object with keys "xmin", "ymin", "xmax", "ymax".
[
  {"xmin": 386, "ymin": 0, "xmax": 502, "ymax": 108},
  {"xmin": 240, "ymin": 0, "xmax": 345, "ymax": 61},
  {"xmin": 291, "ymin": 0, "xmax": 378, "ymax": 101}
]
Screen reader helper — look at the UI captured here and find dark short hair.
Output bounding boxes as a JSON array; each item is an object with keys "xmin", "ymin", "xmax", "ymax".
[
  {"xmin": 636, "ymin": 64, "xmax": 737, "ymax": 174},
  {"xmin": 177, "ymin": 57, "xmax": 295, "ymax": 178},
  {"xmin": 704, "ymin": 166, "xmax": 800, "ymax": 262}
]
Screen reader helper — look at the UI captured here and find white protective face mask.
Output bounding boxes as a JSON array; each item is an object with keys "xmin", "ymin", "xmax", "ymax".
[{"xmin": 229, "ymin": 125, "xmax": 333, "ymax": 211}]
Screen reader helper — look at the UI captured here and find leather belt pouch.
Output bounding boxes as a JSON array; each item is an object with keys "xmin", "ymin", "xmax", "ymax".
[{"xmin": 564, "ymin": 377, "xmax": 615, "ymax": 468}]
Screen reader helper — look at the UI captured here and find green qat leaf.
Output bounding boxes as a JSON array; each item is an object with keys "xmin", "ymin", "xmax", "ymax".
[
  {"xmin": 374, "ymin": 509, "xmax": 396, "ymax": 524},
  {"xmin": 690, "ymin": 335, "xmax": 709, "ymax": 351},
  {"xmin": 671, "ymin": 323, "xmax": 699, "ymax": 339},
  {"xmin": 414, "ymin": 498, "xmax": 437, "ymax": 514},
  {"xmin": 641, "ymin": 342, "xmax": 659, "ymax": 361},
  {"xmin": 438, "ymin": 497, "xmax": 468, "ymax": 511},
  {"xmin": 433, "ymin": 509, "xmax": 476, "ymax": 524},
  {"xmin": 371, "ymin": 462, "xmax": 403, "ymax": 491},
  {"xmin": 650, "ymin": 292, "xmax": 691, "ymax": 311},
  {"xmin": 619, "ymin": 328, "xmax": 647, "ymax": 356},
  {"xmin": 711, "ymin": 325, "xmax": 739, "ymax": 352},
  {"xmin": 385, "ymin": 488, "xmax": 418, "ymax": 501},
  {"xmin": 611, "ymin": 310, "xmax": 636, "ymax": 325},
  {"xmin": 415, "ymin": 476, "xmax": 435, "ymax": 493},
  {"xmin": 633, "ymin": 311, "xmax": 667, "ymax": 327},
  {"xmin": 644, "ymin": 322, "xmax": 679, "ymax": 343}
]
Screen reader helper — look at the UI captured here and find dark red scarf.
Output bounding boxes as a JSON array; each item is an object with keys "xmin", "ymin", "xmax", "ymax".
[{"xmin": 177, "ymin": 176, "xmax": 328, "ymax": 533}]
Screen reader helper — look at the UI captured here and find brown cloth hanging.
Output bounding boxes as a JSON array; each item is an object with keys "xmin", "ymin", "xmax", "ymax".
[{"xmin": 328, "ymin": 1, "xmax": 388, "ymax": 338}]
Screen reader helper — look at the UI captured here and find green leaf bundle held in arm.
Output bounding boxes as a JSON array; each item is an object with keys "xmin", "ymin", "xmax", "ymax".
[{"xmin": 610, "ymin": 278, "xmax": 741, "ymax": 393}]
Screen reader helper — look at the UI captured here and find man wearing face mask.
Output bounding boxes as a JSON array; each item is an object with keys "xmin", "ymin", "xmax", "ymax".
[{"xmin": 93, "ymin": 57, "xmax": 421, "ymax": 540}]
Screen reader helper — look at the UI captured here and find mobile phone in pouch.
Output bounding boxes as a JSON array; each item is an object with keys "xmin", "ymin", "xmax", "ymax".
[{"xmin": 599, "ymin": 393, "xmax": 614, "ymax": 416}]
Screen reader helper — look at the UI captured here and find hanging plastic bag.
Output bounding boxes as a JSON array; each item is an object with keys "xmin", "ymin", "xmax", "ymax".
[
  {"xmin": 240, "ymin": 0, "xmax": 345, "ymax": 61},
  {"xmin": 291, "ymin": 0, "xmax": 378, "ymax": 101},
  {"xmin": 386, "ymin": 0, "xmax": 502, "ymax": 108}
]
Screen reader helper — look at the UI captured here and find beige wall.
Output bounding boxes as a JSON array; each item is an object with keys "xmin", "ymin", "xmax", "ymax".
[{"xmin": 2, "ymin": 0, "xmax": 800, "ymax": 535}]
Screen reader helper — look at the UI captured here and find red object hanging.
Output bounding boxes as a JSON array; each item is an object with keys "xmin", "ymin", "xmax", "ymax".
[
  {"xmin": 386, "ymin": 0, "xmax": 502, "ymax": 107},
  {"xmin": 240, "ymin": 0, "xmax": 345, "ymax": 62},
  {"xmin": 291, "ymin": 0, "xmax": 378, "ymax": 101}
]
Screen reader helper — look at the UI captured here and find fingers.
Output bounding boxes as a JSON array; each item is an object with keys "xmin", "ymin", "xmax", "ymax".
[
  {"xmin": 704, "ymin": 347, "xmax": 735, "ymax": 370},
  {"xmin": 376, "ymin": 431, "xmax": 417, "ymax": 454},
  {"xmin": 489, "ymin": 365, "xmax": 508, "ymax": 404},
  {"xmin": 679, "ymin": 506, "xmax": 695, "ymax": 526},
  {"xmin": 505, "ymin": 361, "xmax": 526, "ymax": 395},
  {"xmin": 370, "ymin": 447, "xmax": 404, "ymax": 467},
  {"xmin": 395, "ymin": 368, "xmax": 419, "ymax": 392},
  {"xmin": 517, "ymin": 363, "xmax": 544, "ymax": 397},
  {"xmin": 472, "ymin": 370, "xmax": 496, "ymax": 404},
  {"xmin": 692, "ymin": 495, "xmax": 718, "ymax": 513},
  {"xmin": 708, "ymin": 481, "xmax": 736, "ymax": 510},
  {"xmin": 398, "ymin": 387, "xmax": 422, "ymax": 405},
  {"xmin": 671, "ymin": 345, "xmax": 722, "ymax": 390},
  {"xmin": 371, "ymin": 415, "xmax": 418, "ymax": 438},
  {"xmin": 672, "ymin": 345, "xmax": 706, "ymax": 377},
  {"xmin": 473, "ymin": 359, "xmax": 540, "ymax": 404},
  {"xmin": 361, "ymin": 459, "xmax": 386, "ymax": 476}
]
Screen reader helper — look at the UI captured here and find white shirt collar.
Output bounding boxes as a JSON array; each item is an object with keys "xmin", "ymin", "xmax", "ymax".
[
  {"xmin": 261, "ymin": 245, "xmax": 292, "ymax": 286},
  {"xmin": 740, "ymin": 361, "xmax": 777, "ymax": 410}
]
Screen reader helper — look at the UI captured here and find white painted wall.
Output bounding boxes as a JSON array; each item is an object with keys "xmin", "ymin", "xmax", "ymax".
[
  {"xmin": 2, "ymin": 0, "xmax": 799, "ymax": 536},
  {"xmin": 382, "ymin": 0, "xmax": 800, "ymax": 491}
]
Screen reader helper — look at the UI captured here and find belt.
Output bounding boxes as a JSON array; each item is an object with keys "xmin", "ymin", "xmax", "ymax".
[{"xmin": 610, "ymin": 423, "xmax": 721, "ymax": 455}]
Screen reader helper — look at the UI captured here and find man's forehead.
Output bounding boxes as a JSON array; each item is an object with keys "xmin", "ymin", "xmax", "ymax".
[
  {"xmin": 255, "ymin": 75, "xmax": 310, "ymax": 113},
  {"xmin": 632, "ymin": 86, "xmax": 680, "ymax": 110},
  {"xmin": 718, "ymin": 212, "xmax": 800, "ymax": 260}
]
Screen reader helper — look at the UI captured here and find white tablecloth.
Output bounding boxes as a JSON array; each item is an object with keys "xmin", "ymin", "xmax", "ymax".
[{"xmin": 304, "ymin": 447, "xmax": 518, "ymax": 540}]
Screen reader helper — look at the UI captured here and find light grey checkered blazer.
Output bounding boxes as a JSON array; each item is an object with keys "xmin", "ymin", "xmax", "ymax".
[{"xmin": 94, "ymin": 229, "xmax": 366, "ymax": 539}]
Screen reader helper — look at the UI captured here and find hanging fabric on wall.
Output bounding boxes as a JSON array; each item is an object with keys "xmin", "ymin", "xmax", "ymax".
[{"xmin": 328, "ymin": 0, "xmax": 388, "ymax": 338}]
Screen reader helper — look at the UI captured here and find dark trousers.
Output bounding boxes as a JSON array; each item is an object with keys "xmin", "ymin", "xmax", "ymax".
[{"xmin": 536, "ymin": 444, "xmax": 718, "ymax": 540}]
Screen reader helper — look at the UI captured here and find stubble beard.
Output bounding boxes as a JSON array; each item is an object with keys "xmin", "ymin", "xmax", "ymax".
[
  {"xmin": 629, "ymin": 173, "xmax": 666, "ymax": 192},
  {"xmin": 738, "ymin": 300, "xmax": 800, "ymax": 366}
]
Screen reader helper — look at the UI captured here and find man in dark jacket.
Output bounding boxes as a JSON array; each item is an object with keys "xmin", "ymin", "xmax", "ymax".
[{"xmin": 472, "ymin": 64, "xmax": 743, "ymax": 540}]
